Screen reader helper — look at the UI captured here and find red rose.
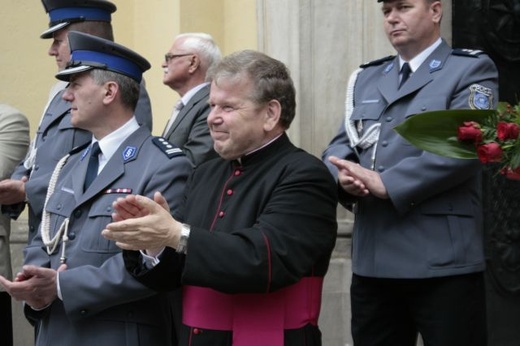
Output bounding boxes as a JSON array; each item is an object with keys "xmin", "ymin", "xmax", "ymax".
[
  {"xmin": 497, "ymin": 122, "xmax": 520, "ymax": 140},
  {"xmin": 476, "ymin": 142, "xmax": 503, "ymax": 163},
  {"xmin": 458, "ymin": 122, "xmax": 482, "ymax": 143}
]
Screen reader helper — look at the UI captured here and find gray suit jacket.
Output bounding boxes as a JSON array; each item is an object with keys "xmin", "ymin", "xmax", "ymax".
[
  {"xmin": 163, "ymin": 85, "xmax": 217, "ymax": 166},
  {"xmin": 4, "ymin": 81, "xmax": 153, "ymax": 243},
  {"xmin": 323, "ymin": 40, "xmax": 499, "ymax": 279},
  {"xmin": 24, "ymin": 126, "xmax": 192, "ymax": 345},
  {"xmin": 0, "ymin": 104, "xmax": 29, "ymax": 283}
]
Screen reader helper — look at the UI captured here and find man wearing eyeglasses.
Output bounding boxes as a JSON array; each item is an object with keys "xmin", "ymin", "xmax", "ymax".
[{"xmin": 161, "ymin": 33, "xmax": 222, "ymax": 166}]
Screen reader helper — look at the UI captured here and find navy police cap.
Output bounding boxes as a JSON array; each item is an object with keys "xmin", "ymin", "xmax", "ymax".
[
  {"xmin": 40, "ymin": 0, "xmax": 116, "ymax": 39},
  {"xmin": 55, "ymin": 31, "xmax": 151, "ymax": 83}
]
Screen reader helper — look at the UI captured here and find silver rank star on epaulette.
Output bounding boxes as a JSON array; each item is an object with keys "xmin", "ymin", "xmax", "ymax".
[
  {"xmin": 460, "ymin": 49, "xmax": 483, "ymax": 55},
  {"xmin": 452, "ymin": 48, "xmax": 484, "ymax": 58},
  {"xmin": 152, "ymin": 137, "xmax": 185, "ymax": 159}
]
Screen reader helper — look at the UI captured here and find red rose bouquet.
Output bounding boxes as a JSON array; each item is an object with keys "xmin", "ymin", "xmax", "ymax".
[{"xmin": 394, "ymin": 102, "xmax": 520, "ymax": 180}]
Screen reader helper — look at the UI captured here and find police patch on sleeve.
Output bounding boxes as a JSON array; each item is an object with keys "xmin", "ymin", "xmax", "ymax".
[
  {"xmin": 468, "ymin": 84, "xmax": 493, "ymax": 110},
  {"xmin": 152, "ymin": 137, "xmax": 185, "ymax": 159}
]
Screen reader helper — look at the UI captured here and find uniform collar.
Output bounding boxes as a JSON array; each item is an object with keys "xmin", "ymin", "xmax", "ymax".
[{"xmin": 400, "ymin": 37, "xmax": 442, "ymax": 73}]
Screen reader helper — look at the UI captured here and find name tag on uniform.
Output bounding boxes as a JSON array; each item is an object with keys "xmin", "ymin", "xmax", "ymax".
[
  {"xmin": 60, "ymin": 187, "xmax": 74, "ymax": 194},
  {"xmin": 361, "ymin": 99, "xmax": 380, "ymax": 104}
]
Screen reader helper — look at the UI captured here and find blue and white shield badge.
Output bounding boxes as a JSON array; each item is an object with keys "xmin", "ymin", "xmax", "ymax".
[
  {"xmin": 469, "ymin": 84, "xmax": 493, "ymax": 110},
  {"xmin": 122, "ymin": 146, "xmax": 137, "ymax": 162},
  {"xmin": 429, "ymin": 59, "xmax": 442, "ymax": 72}
]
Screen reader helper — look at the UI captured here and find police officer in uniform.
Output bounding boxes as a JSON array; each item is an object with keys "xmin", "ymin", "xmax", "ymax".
[
  {"xmin": 0, "ymin": 31, "xmax": 191, "ymax": 346},
  {"xmin": 0, "ymin": 0, "xmax": 153, "ymax": 244},
  {"xmin": 323, "ymin": 0, "xmax": 498, "ymax": 345}
]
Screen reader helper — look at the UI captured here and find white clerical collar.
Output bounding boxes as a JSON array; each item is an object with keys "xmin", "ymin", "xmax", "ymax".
[{"xmin": 236, "ymin": 133, "xmax": 284, "ymax": 164}]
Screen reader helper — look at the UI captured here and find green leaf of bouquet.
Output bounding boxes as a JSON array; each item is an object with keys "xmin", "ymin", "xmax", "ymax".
[{"xmin": 394, "ymin": 109, "xmax": 495, "ymax": 159}]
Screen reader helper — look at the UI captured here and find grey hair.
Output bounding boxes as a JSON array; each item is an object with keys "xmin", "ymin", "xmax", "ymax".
[
  {"xmin": 176, "ymin": 33, "xmax": 222, "ymax": 80},
  {"xmin": 90, "ymin": 69, "xmax": 140, "ymax": 110},
  {"xmin": 209, "ymin": 50, "xmax": 296, "ymax": 129}
]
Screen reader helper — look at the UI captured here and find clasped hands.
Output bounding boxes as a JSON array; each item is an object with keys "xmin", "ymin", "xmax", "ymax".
[
  {"xmin": 0, "ymin": 176, "xmax": 28, "ymax": 205},
  {"xmin": 0, "ymin": 264, "xmax": 66, "ymax": 310},
  {"xmin": 102, "ymin": 191, "xmax": 182, "ymax": 255},
  {"xmin": 328, "ymin": 156, "xmax": 388, "ymax": 199}
]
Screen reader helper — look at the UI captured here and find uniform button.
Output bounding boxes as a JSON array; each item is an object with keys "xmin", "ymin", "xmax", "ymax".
[
  {"xmin": 421, "ymin": 106, "xmax": 427, "ymax": 111},
  {"xmin": 234, "ymin": 170, "xmax": 241, "ymax": 176},
  {"xmin": 29, "ymin": 225, "xmax": 35, "ymax": 233},
  {"xmin": 80, "ymin": 309, "xmax": 87, "ymax": 316},
  {"xmin": 42, "ymin": 135, "xmax": 47, "ymax": 142},
  {"xmin": 34, "ymin": 165, "xmax": 39, "ymax": 171},
  {"xmin": 73, "ymin": 209, "xmax": 82, "ymax": 218},
  {"xmin": 226, "ymin": 189, "xmax": 233, "ymax": 196},
  {"xmin": 386, "ymin": 116, "xmax": 393, "ymax": 122},
  {"xmin": 193, "ymin": 328, "xmax": 203, "ymax": 335},
  {"xmin": 381, "ymin": 140, "xmax": 388, "ymax": 147},
  {"xmin": 218, "ymin": 211, "xmax": 225, "ymax": 218},
  {"xmin": 377, "ymin": 166, "xmax": 385, "ymax": 172},
  {"xmin": 106, "ymin": 206, "xmax": 112, "ymax": 212},
  {"xmin": 57, "ymin": 203, "xmax": 63, "ymax": 210},
  {"xmin": 68, "ymin": 232, "xmax": 76, "ymax": 240}
]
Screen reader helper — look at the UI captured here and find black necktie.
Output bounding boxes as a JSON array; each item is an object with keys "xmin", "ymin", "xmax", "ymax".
[
  {"xmin": 84, "ymin": 142, "xmax": 101, "ymax": 191},
  {"xmin": 399, "ymin": 62, "xmax": 411, "ymax": 89}
]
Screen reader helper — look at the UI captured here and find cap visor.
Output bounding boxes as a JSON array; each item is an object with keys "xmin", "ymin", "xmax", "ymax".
[
  {"xmin": 41, "ymin": 22, "xmax": 70, "ymax": 39},
  {"xmin": 55, "ymin": 65, "xmax": 94, "ymax": 81}
]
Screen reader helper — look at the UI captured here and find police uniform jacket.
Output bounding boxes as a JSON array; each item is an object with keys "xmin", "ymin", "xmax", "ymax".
[
  {"xmin": 124, "ymin": 133, "xmax": 338, "ymax": 346},
  {"xmin": 163, "ymin": 84, "xmax": 217, "ymax": 166},
  {"xmin": 4, "ymin": 81, "xmax": 153, "ymax": 243},
  {"xmin": 23, "ymin": 125, "xmax": 192, "ymax": 346},
  {"xmin": 322, "ymin": 40, "xmax": 499, "ymax": 279}
]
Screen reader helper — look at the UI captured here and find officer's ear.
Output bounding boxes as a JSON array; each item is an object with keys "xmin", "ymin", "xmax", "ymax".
[
  {"xmin": 430, "ymin": 1, "xmax": 442, "ymax": 24},
  {"xmin": 102, "ymin": 81, "xmax": 119, "ymax": 105}
]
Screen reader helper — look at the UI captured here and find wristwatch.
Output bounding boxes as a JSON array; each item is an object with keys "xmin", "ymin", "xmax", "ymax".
[{"xmin": 176, "ymin": 223, "xmax": 191, "ymax": 254}]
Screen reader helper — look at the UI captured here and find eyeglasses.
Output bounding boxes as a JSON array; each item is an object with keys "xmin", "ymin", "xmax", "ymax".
[{"xmin": 164, "ymin": 53, "xmax": 193, "ymax": 62}]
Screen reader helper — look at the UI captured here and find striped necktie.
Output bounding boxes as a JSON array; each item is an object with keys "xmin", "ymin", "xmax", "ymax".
[{"xmin": 162, "ymin": 100, "xmax": 184, "ymax": 136}]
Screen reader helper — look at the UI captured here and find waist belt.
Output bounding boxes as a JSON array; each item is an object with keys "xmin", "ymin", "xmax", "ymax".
[{"xmin": 183, "ymin": 276, "xmax": 324, "ymax": 346}]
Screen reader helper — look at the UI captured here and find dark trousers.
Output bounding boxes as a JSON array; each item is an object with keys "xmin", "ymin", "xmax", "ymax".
[
  {"xmin": 0, "ymin": 292, "xmax": 13, "ymax": 346},
  {"xmin": 351, "ymin": 272, "xmax": 487, "ymax": 346}
]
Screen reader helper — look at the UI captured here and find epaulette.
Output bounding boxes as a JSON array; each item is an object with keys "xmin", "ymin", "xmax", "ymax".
[
  {"xmin": 70, "ymin": 141, "xmax": 91, "ymax": 155},
  {"xmin": 360, "ymin": 55, "xmax": 395, "ymax": 68},
  {"xmin": 152, "ymin": 137, "xmax": 185, "ymax": 159},
  {"xmin": 452, "ymin": 48, "xmax": 484, "ymax": 58}
]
